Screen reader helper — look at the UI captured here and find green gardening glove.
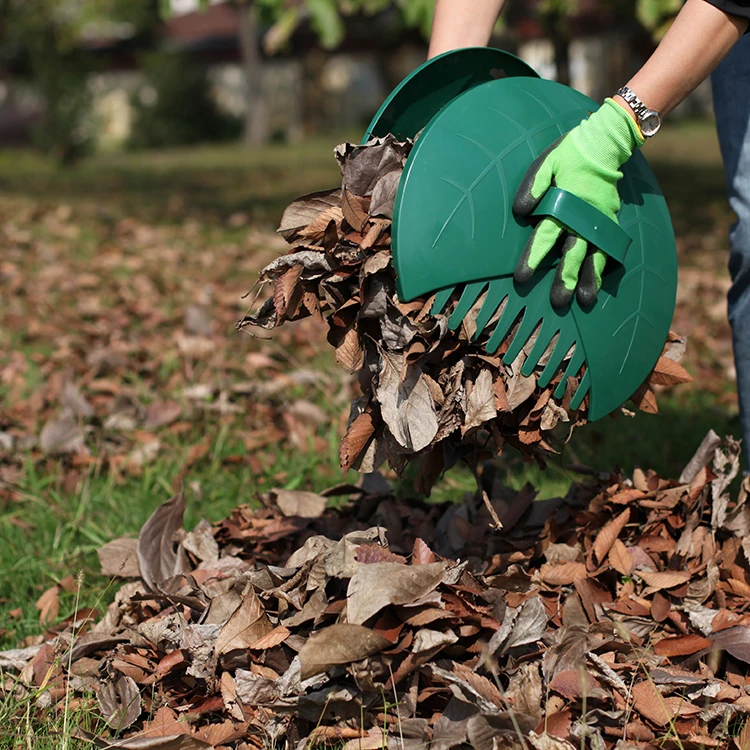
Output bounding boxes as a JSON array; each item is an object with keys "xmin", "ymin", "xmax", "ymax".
[{"xmin": 513, "ymin": 99, "xmax": 644, "ymax": 308}]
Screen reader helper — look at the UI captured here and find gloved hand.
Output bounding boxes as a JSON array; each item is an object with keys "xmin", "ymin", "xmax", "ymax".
[{"xmin": 513, "ymin": 99, "xmax": 644, "ymax": 308}]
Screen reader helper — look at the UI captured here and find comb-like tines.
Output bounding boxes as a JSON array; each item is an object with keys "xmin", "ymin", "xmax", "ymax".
[{"xmin": 432, "ymin": 277, "xmax": 591, "ymax": 411}]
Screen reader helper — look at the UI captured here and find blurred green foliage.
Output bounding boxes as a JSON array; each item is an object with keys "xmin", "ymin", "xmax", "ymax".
[
  {"xmin": 129, "ymin": 53, "xmax": 242, "ymax": 149},
  {"xmin": 635, "ymin": 0, "xmax": 683, "ymax": 38},
  {"xmin": 0, "ymin": 0, "xmax": 158, "ymax": 162},
  {"xmin": 184, "ymin": 0, "xmax": 435, "ymax": 53},
  {"xmin": 1, "ymin": 0, "xmax": 686, "ymax": 160}
]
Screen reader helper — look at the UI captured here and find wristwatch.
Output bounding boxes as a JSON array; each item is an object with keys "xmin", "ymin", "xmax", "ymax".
[{"xmin": 615, "ymin": 86, "xmax": 662, "ymax": 138}]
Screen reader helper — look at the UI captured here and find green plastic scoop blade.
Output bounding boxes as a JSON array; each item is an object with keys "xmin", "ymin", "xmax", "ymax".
[
  {"xmin": 373, "ymin": 56, "xmax": 677, "ymax": 422},
  {"xmin": 362, "ymin": 47, "xmax": 539, "ymax": 144}
]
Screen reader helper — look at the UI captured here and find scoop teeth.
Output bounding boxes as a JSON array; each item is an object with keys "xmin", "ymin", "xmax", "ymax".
[
  {"xmin": 426, "ymin": 274, "xmax": 584, "ymax": 407},
  {"xmin": 554, "ymin": 344, "xmax": 585, "ymax": 399},
  {"xmin": 472, "ymin": 278, "xmax": 512, "ymax": 340},
  {"xmin": 521, "ymin": 321, "xmax": 559, "ymax": 377},
  {"xmin": 431, "ymin": 286, "xmax": 456, "ymax": 315},
  {"xmin": 538, "ymin": 330, "xmax": 576, "ymax": 389},
  {"xmin": 570, "ymin": 370, "xmax": 591, "ymax": 410},
  {"xmin": 449, "ymin": 281, "xmax": 487, "ymax": 330},
  {"xmin": 502, "ymin": 309, "xmax": 542, "ymax": 366},
  {"xmin": 486, "ymin": 292, "xmax": 525, "ymax": 354}
]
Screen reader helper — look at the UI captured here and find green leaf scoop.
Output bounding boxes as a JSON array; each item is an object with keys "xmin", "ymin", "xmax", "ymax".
[{"xmin": 362, "ymin": 48, "xmax": 677, "ymax": 421}]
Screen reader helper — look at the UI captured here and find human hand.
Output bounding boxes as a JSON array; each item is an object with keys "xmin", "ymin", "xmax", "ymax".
[{"xmin": 513, "ymin": 99, "xmax": 644, "ymax": 307}]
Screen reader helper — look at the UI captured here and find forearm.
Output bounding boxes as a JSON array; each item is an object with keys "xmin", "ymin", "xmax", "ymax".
[
  {"xmin": 428, "ymin": 0, "xmax": 505, "ymax": 59},
  {"xmin": 616, "ymin": 0, "xmax": 748, "ymax": 120}
]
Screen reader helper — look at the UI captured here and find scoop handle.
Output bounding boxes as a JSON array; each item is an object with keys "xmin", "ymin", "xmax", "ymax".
[{"xmin": 529, "ymin": 187, "xmax": 631, "ymax": 265}]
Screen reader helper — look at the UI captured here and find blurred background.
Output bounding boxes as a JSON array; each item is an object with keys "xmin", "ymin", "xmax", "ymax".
[
  {"xmin": 0, "ymin": 0, "xmax": 742, "ymax": 653},
  {"xmin": 0, "ymin": 0, "xmax": 709, "ymax": 159}
]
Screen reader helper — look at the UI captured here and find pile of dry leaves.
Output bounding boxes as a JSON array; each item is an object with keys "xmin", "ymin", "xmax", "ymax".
[
  {"xmin": 6, "ymin": 430, "xmax": 750, "ymax": 748},
  {"xmin": 240, "ymin": 137, "xmax": 691, "ymax": 491}
]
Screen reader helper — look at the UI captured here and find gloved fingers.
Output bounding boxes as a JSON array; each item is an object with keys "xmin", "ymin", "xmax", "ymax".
[
  {"xmin": 576, "ymin": 247, "xmax": 607, "ymax": 308},
  {"xmin": 550, "ymin": 234, "xmax": 588, "ymax": 309},
  {"xmin": 512, "ymin": 136, "xmax": 565, "ymax": 216},
  {"xmin": 514, "ymin": 217, "xmax": 564, "ymax": 284}
]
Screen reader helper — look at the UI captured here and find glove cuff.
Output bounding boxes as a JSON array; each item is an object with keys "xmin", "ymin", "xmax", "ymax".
[
  {"xmin": 601, "ymin": 97, "xmax": 646, "ymax": 151},
  {"xmin": 570, "ymin": 98, "xmax": 645, "ymax": 173}
]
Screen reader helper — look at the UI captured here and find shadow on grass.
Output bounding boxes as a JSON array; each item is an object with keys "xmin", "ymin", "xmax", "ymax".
[
  {"xmin": 0, "ymin": 140, "xmax": 347, "ymax": 226},
  {"xmin": 488, "ymin": 389, "xmax": 740, "ymax": 502}
]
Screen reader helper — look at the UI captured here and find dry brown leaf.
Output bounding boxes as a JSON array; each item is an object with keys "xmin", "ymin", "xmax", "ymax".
[
  {"xmin": 635, "ymin": 569, "xmax": 692, "ymax": 590},
  {"xmin": 361, "ymin": 221, "xmax": 390, "ymax": 251},
  {"xmin": 39, "ymin": 416, "xmax": 85, "ymax": 455},
  {"xmin": 277, "ymin": 189, "xmax": 341, "ymax": 240},
  {"xmin": 298, "ymin": 623, "xmax": 391, "ymax": 680},
  {"xmin": 273, "ymin": 264, "xmax": 304, "ymax": 318},
  {"xmin": 249, "ymin": 625, "xmax": 290, "ymax": 650},
  {"xmin": 528, "ymin": 732, "xmax": 576, "ymax": 750},
  {"xmin": 340, "ymin": 411, "xmax": 375, "ymax": 472},
  {"xmin": 463, "ymin": 370, "xmax": 497, "ymax": 434},
  {"xmin": 342, "ymin": 189, "xmax": 367, "ymax": 232},
  {"xmin": 141, "ymin": 707, "xmax": 194, "ymax": 737},
  {"xmin": 272, "ymin": 489, "xmax": 327, "ymax": 518},
  {"xmin": 736, "ymin": 718, "xmax": 750, "ymax": 750},
  {"xmin": 72, "ymin": 731, "xmax": 211, "ymax": 749},
  {"xmin": 354, "ymin": 544, "xmax": 407, "ymax": 565},
  {"xmin": 136, "ymin": 492, "xmax": 189, "ymax": 591},
  {"xmin": 503, "ymin": 662, "xmax": 543, "ymax": 725},
  {"xmin": 607, "ymin": 539, "xmax": 633, "ymax": 576},
  {"xmin": 505, "ymin": 371, "xmax": 537, "ymax": 411},
  {"xmin": 549, "ymin": 669, "xmax": 606, "ymax": 700},
  {"xmin": 592, "ymin": 508, "xmax": 630, "ymax": 567},
  {"xmin": 35, "ymin": 586, "xmax": 60, "ymax": 626},
  {"xmin": 711, "ymin": 626, "xmax": 750, "ymax": 664},
  {"xmin": 651, "ymin": 591, "xmax": 671, "ymax": 622},
  {"xmin": 631, "ymin": 680, "xmax": 690, "ymax": 727},
  {"xmin": 335, "ymin": 328, "xmax": 364, "ymax": 372},
  {"xmin": 412, "ymin": 538, "xmax": 436, "ymax": 565},
  {"xmin": 649, "ymin": 356, "xmax": 693, "ymax": 387},
  {"xmin": 347, "ymin": 561, "xmax": 448, "ymax": 625},
  {"xmin": 540, "ymin": 562, "xmax": 588, "ymax": 586},
  {"xmin": 215, "ymin": 586, "xmax": 273, "ymax": 655},
  {"xmin": 143, "ymin": 401, "xmax": 182, "ymax": 430},
  {"xmin": 98, "ymin": 675, "xmax": 141, "ymax": 730},
  {"xmin": 631, "ymin": 383, "xmax": 659, "ymax": 414},
  {"xmin": 493, "ymin": 375, "xmax": 510, "ymax": 413},
  {"xmin": 653, "ymin": 634, "xmax": 713, "ymax": 657},
  {"xmin": 376, "ymin": 352, "xmax": 438, "ymax": 452}
]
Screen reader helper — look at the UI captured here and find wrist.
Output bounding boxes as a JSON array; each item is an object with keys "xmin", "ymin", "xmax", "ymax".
[{"xmin": 614, "ymin": 86, "xmax": 662, "ymax": 139}]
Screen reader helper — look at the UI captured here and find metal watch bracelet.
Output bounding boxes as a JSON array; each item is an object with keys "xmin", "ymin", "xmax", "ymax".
[{"xmin": 615, "ymin": 86, "xmax": 662, "ymax": 138}]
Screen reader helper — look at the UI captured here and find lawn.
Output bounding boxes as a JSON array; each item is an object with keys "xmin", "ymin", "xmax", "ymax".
[{"xmin": 0, "ymin": 120, "xmax": 741, "ymax": 745}]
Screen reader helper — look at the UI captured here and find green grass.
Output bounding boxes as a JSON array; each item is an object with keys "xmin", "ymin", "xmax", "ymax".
[
  {"xmin": 0, "ymin": 119, "xmax": 742, "ymax": 744},
  {"xmin": 0, "ymin": 137, "xmax": 352, "ymax": 228}
]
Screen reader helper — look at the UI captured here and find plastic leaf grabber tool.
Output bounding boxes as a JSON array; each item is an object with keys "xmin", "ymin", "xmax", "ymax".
[{"xmin": 362, "ymin": 48, "xmax": 678, "ymax": 422}]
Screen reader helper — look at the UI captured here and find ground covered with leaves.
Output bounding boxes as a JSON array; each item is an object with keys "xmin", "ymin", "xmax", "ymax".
[
  {"xmin": 4, "ymin": 433, "xmax": 750, "ymax": 749},
  {"xmin": 0, "ymin": 126, "xmax": 743, "ymax": 746}
]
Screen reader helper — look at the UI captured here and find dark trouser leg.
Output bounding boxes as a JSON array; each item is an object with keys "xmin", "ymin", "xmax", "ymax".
[{"xmin": 712, "ymin": 35, "xmax": 750, "ymax": 467}]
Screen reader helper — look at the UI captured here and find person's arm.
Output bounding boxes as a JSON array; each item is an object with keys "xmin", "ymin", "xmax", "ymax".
[
  {"xmin": 427, "ymin": 0, "xmax": 505, "ymax": 59},
  {"xmin": 614, "ymin": 0, "xmax": 748, "ymax": 123},
  {"xmin": 512, "ymin": 0, "xmax": 748, "ymax": 308}
]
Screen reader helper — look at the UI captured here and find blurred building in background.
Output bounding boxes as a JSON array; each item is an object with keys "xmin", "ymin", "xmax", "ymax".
[{"xmin": 0, "ymin": 0, "xmax": 713, "ymax": 154}]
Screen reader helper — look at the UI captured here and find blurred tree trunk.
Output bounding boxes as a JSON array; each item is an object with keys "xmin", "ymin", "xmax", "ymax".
[
  {"xmin": 237, "ymin": 1, "xmax": 268, "ymax": 146},
  {"xmin": 301, "ymin": 48, "xmax": 327, "ymax": 136},
  {"xmin": 541, "ymin": 9, "xmax": 571, "ymax": 87}
]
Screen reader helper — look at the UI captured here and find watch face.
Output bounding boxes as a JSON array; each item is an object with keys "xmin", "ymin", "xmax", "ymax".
[{"xmin": 641, "ymin": 111, "xmax": 662, "ymax": 137}]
